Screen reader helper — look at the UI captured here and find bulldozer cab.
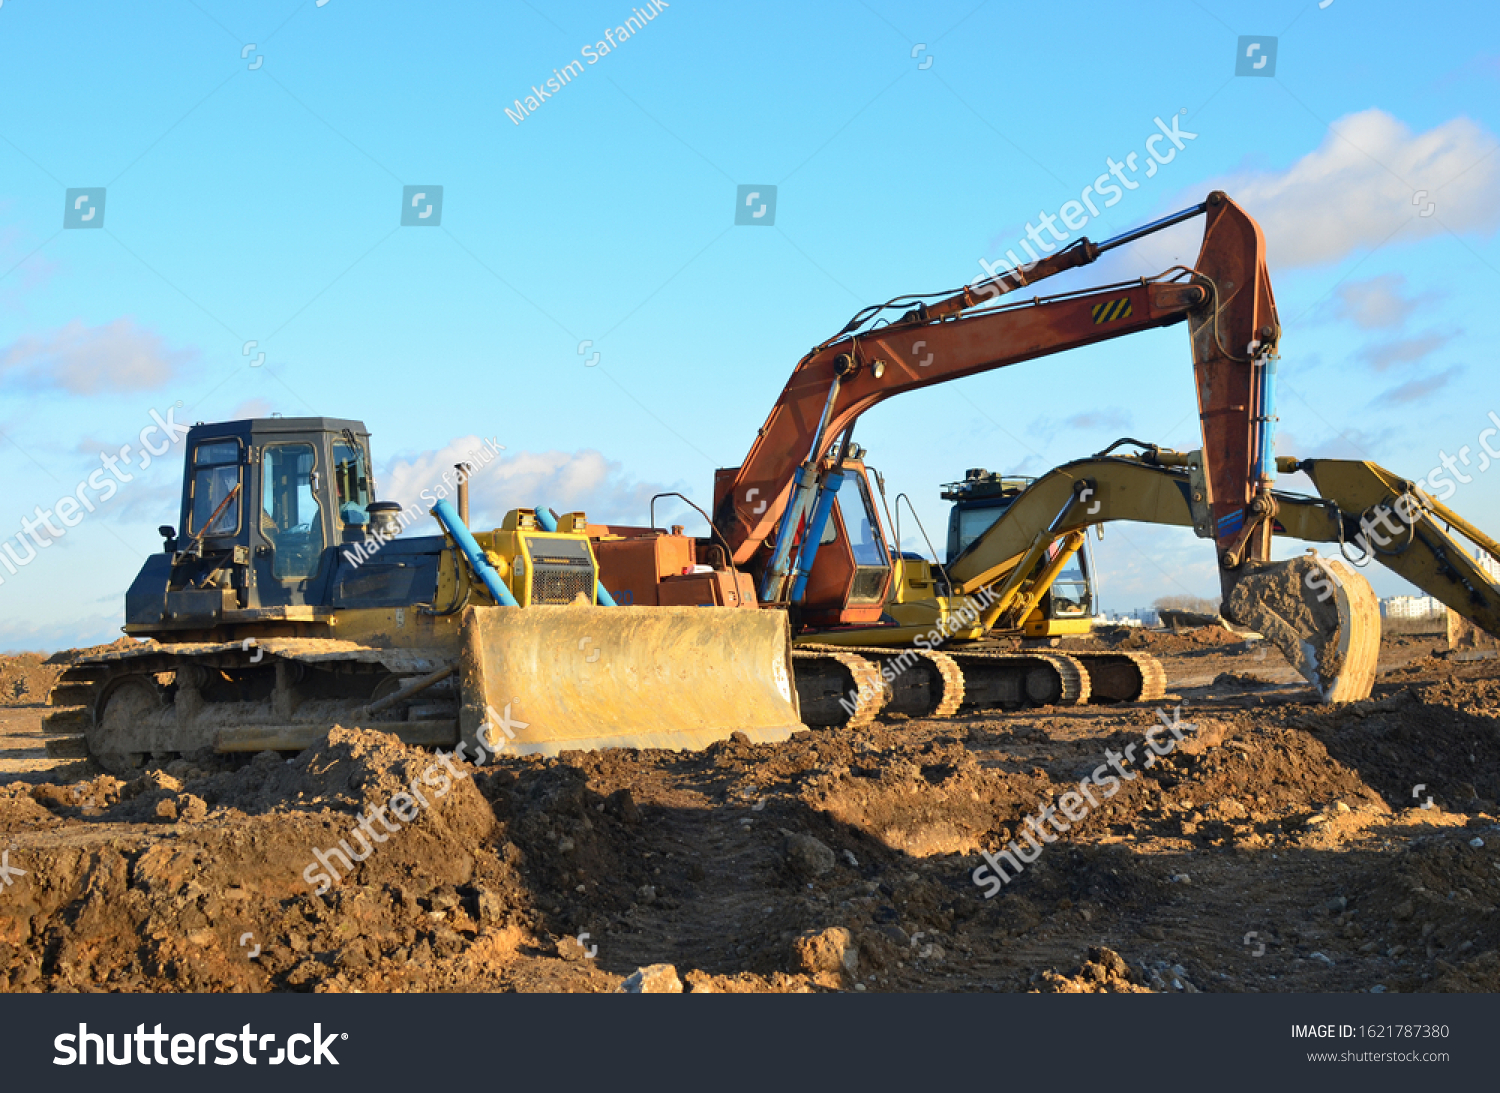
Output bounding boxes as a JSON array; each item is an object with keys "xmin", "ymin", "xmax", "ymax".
[
  {"xmin": 182, "ymin": 417, "xmax": 374, "ymax": 607},
  {"xmin": 121, "ymin": 416, "xmax": 400, "ymax": 631}
]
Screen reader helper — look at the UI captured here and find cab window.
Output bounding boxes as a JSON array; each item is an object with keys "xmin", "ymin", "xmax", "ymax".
[
  {"xmin": 332, "ymin": 439, "xmax": 372, "ymax": 527},
  {"xmin": 848, "ymin": 474, "xmax": 889, "ymax": 566},
  {"xmin": 955, "ymin": 506, "xmax": 1005, "ymax": 557},
  {"xmin": 190, "ymin": 439, "xmax": 241, "ymax": 536},
  {"xmin": 262, "ymin": 443, "xmax": 325, "ymax": 579}
]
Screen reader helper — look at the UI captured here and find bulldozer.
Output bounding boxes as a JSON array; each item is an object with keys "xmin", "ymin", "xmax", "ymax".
[
  {"xmin": 587, "ymin": 191, "xmax": 1386, "ymax": 723},
  {"xmin": 43, "ymin": 416, "xmax": 802, "ymax": 773}
]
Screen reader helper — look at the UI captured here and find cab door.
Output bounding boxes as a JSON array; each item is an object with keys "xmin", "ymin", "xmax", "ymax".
[
  {"xmin": 801, "ymin": 462, "xmax": 893, "ymax": 626},
  {"xmin": 252, "ymin": 440, "xmax": 329, "ymax": 607}
]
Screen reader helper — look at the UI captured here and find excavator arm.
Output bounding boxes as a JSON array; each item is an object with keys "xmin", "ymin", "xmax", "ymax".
[
  {"xmin": 717, "ymin": 274, "xmax": 1207, "ymax": 564},
  {"xmin": 715, "ymin": 192, "xmax": 1279, "ymax": 591}
]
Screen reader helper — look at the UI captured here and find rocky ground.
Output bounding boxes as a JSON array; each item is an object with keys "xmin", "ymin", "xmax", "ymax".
[{"xmin": 1, "ymin": 626, "xmax": 1497, "ymax": 994}]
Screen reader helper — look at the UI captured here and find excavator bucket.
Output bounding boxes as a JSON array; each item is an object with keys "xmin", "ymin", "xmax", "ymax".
[
  {"xmin": 1225, "ymin": 555, "xmax": 1381, "ymax": 703},
  {"xmin": 457, "ymin": 604, "xmax": 803, "ymax": 756}
]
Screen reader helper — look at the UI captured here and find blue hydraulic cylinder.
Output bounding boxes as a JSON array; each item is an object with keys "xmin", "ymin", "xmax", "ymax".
[
  {"xmin": 1253, "ymin": 354, "xmax": 1279, "ymax": 484},
  {"xmin": 431, "ymin": 498, "xmax": 519, "ymax": 607},
  {"xmin": 788, "ymin": 468, "xmax": 846, "ymax": 604},
  {"xmin": 759, "ymin": 463, "xmax": 818, "ymax": 604}
]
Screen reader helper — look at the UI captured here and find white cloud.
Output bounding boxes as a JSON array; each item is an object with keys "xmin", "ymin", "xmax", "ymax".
[
  {"xmin": 1208, "ymin": 109, "xmax": 1500, "ymax": 267},
  {"xmin": 1361, "ymin": 331, "xmax": 1453, "ymax": 371},
  {"xmin": 0, "ymin": 221, "xmax": 60, "ymax": 308},
  {"xmin": 0, "ymin": 318, "xmax": 198, "ymax": 393},
  {"xmin": 378, "ymin": 436, "xmax": 691, "ymax": 531},
  {"xmin": 1027, "ymin": 407, "xmax": 1131, "ymax": 439},
  {"xmin": 1331, "ymin": 274, "xmax": 1431, "ymax": 330},
  {"xmin": 1372, "ymin": 365, "xmax": 1464, "ymax": 406}
]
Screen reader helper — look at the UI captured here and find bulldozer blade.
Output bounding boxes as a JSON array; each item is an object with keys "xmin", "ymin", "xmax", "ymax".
[
  {"xmin": 458, "ymin": 605, "xmax": 803, "ymax": 757},
  {"xmin": 1225, "ymin": 555, "xmax": 1380, "ymax": 704}
]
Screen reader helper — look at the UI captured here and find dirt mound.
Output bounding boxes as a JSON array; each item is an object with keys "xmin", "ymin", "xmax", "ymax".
[
  {"xmin": 0, "ymin": 638, "xmax": 153, "ymax": 707},
  {"xmin": 1342, "ymin": 829, "xmax": 1500, "ymax": 992},
  {"xmin": 2, "ymin": 639, "xmax": 1499, "ymax": 994},
  {"xmin": 0, "ymin": 654, "xmax": 64, "ymax": 707},
  {"xmin": 42, "ymin": 636, "xmax": 145, "ymax": 666},
  {"xmin": 1087, "ymin": 625, "xmax": 1246, "ymax": 655},
  {"xmin": 1034, "ymin": 946, "xmax": 1152, "ymax": 992},
  {"xmin": 1291, "ymin": 677, "xmax": 1500, "ymax": 810}
]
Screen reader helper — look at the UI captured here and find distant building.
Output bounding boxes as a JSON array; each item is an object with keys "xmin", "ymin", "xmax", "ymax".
[
  {"xmin": 1476, "ymin": 549, "xmax": 1499, "ymax": 583},
  {"xmin": 1381, "ymin": 595, "xmax": 1445, "ymax": 620}
]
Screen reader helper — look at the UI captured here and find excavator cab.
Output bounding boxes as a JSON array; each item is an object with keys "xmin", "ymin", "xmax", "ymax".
[
  {"xmin": 942, "ymin": 469, "xmax": 1096, "ymax": 636},
  {"xmin": 794, "ymin": 452, "xmax": 894, "ymax": 627}
]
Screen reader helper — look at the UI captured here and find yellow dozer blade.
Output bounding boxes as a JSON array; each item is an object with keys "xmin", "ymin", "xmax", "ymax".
[
  {"xmin": 1225, "ymin": 555, "xmax": 1381, "ymax": 703},
  {"xmin": 457, "ymin": 604, "xmax": 804, "ymax": 757}
]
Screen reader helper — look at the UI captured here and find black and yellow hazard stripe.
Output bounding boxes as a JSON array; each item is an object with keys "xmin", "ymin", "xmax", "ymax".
[{"xmin": 1091, "ymin": 297, "xmax": 1133, "ymax": 324}]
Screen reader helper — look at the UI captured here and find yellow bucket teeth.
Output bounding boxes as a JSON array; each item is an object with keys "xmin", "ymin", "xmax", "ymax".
[{"xmin": 457, "ymin": 605, "xmax": 804, "ymax": 757}]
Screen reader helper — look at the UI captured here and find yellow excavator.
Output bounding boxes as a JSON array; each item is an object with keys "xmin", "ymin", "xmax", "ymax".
[
  {"xmin": 848, "ymin": 443, "xmax": 1500, "ymax": 706},
  {"xmin": 888, "ymin": 467, "xmax": 1101, "ymax": 641}
]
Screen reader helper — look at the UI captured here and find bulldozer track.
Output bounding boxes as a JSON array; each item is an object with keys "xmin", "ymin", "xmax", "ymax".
[
  {"xmin": 815, "ymin": 646, "xmax": 966, "ymax": 719},
  {"xmin": 42, "ymin": 639, "xmax": 456, "ymax": 774}
]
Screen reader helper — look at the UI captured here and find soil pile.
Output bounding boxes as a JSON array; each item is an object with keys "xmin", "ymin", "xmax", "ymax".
[{"xmin": 1, "ymin": 635, "xmax": 1497, "ymax": 993}]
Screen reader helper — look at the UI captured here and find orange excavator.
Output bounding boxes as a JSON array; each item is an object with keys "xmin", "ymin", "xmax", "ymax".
[{"xmin": 588, "ymin": 192, "xmax": 1380, "ymax": 725}]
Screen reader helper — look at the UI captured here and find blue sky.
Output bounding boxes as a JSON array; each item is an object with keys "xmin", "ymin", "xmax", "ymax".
[{"xmin": 1, "ymin": 0, "xmax": 1497, "ymax": 649}]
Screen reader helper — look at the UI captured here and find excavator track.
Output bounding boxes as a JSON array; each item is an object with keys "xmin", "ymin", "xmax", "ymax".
[
  {"xmin": 791, "ymin": 648, "xmax": 887, "ymax": 729},
  {"xmin": 44, "ymin": 639, "xmax": 458, "ymax": 776},
  {"xmin": 792, "ymin": 644, "xmax": 1088, "ymax": 726},
  {"xmin": 1068, "ymin": 650, "xmax": 1167, "ymax": 704},
  {"xmin": 954, "ymin": 639, "xmax": 1165, "ymax": 706},
  {"xmin": 945, "ymin": 650, "xmax": 1090, "ymax": 710},
  {"xmin": 802, "ymin": 645, "xmax": 966, "ymax": 719}
]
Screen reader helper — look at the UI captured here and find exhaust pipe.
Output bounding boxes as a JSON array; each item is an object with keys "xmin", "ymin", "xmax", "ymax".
[{"xmin": 455, "ymin": 462, "xmax": 472, "ymax": 525}]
